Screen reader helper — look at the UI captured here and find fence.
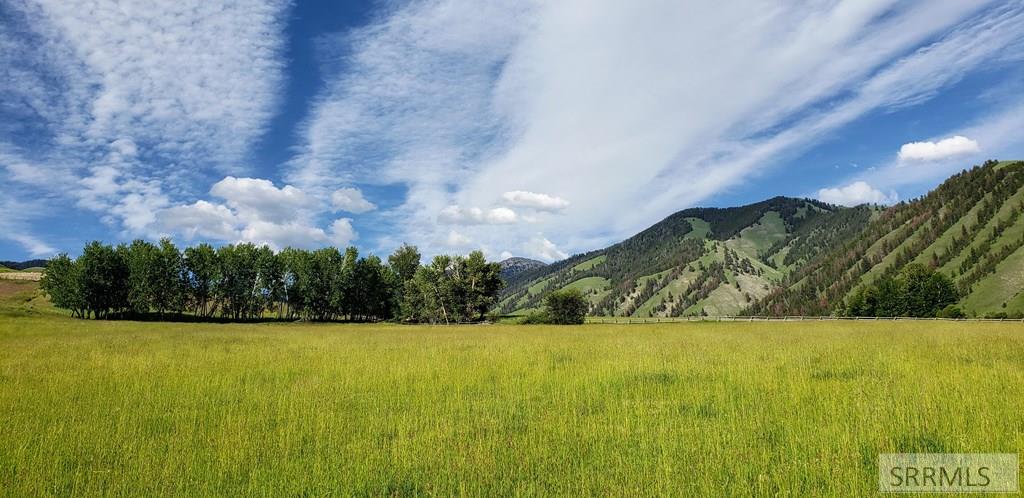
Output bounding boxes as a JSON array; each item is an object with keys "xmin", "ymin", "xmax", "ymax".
[{"xmin": 586, "ymin": 315, "xmax": 1024, "ymax": 324}]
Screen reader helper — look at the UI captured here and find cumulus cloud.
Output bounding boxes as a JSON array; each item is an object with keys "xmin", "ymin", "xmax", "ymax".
[
  {"xmin": 502, "ymin": 191, "xmax": 570, "ymax": 212},
  {"xmin": 523, "ymin": 235, "xmax": 568, "ymax": 262},
  {"xmin": 818, "ymin": 181, "xmax": 898, "ymax": 206},
  {"xmin": 328, "ymin": 218, "xmax": 358, "ymax": 247},
  {"xmin": 156, "ymin": 178, "xmax": 358, "ymax": 250},
  {"xmin": 331, "ymin": 187, "xmax": 377, "ymax": 213},
  {"xmin": 898, "ymin": 135, "xmax": 981, "ymax": 161},
  {"xmin": 239, "ymin": 218, "xmax": 356, "ymax": 250},
  {"xmin": 210, "ymin": 176, "xmax": 314, "ymax": 223},
  {"xmin": 240, "ymin": 221, "xmax": 326, "ymax": 249},
  {"xmin": 156, "ymin": 201, "xmax": 240, "ymax": 240},
  {"xmin": 438, "ymin": 206, "xmax": 519, "ymax": 225}
]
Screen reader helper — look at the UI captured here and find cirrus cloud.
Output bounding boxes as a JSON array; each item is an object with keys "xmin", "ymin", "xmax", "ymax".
[
  {"xmin": 0, "ymin": 0, "xmax": 290, "ymax": 252},
  {"xmin": 287, "ymin": 0, "xmax": 1021, "ymax": 259}
]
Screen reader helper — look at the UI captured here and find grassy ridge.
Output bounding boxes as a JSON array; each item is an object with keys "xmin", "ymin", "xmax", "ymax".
[
  {"xmin": 2, "ymin": 315, "xmax": 1022, "ymax": 495},
  {"xmin": 500, "ymin": 197, "xmax": 846, "ymax": 317},
  {"xmin": 507, "ymin": 161, "xmax": 1024, "ymax": 318}
]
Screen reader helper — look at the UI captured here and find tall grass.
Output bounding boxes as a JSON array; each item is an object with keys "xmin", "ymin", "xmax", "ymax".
[{"xmin": 1, "ymin": 317, "xmax": 1021, "ymax": 496}]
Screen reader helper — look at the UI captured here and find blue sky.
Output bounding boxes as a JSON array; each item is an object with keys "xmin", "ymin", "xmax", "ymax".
[{"xmin": 2, "ymin": 0, "xmax": 1023, "ymax": 262}]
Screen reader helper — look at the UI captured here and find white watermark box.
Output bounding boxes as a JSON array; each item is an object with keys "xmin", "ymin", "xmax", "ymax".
[{"xmin": 879, "ymin": 453, "xmax": 1019, "ymax": 493}]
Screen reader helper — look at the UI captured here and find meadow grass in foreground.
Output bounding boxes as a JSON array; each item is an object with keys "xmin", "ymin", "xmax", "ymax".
[{"xmin": 0, "ymin": 314, "xmax": 1022, "ymax": 496}]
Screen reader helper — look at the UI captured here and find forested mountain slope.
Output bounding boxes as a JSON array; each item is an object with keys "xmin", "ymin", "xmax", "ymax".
[
  {"xmin": 750, "ymin": 160, "xmax": 1024, "ymax": 318},
  {"xmin": 500, "ymin": 160, "xmax": 1024, "ymax": 318},
  {"xmin": 498, "ymin": 257, "xmax": 547, "ymax": 282},
  {"xmin": 498, "ymin": 196, "xmax": 875, "ymax": 316}
]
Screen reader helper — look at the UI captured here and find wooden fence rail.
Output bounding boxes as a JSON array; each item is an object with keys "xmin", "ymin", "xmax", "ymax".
[{"xmin": 586, "ymin": 315, "xmax": 1024, "ymax": 324}]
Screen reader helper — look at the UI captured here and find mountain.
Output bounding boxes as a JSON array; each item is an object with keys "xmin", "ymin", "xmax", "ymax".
[
  {"xmin": 751, "ymin": 160, "xmax": 1024, "ymax": 318},
  {"xmin": 500, "ymin": 160, "xmax": 1024, "ymax": 318},
  {"xmin": 499, "ymin": 257, "xmax": 547, "ymax": 283},
  {"xmin": 499, "ymin": 196, "xmax": 873, "ymax": 316},
  {"xmin": 0, "ymin": 259, "xmax": 48, "ymax": 271}
]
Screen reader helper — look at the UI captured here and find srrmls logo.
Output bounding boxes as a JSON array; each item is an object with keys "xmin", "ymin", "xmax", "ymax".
[{"xmin": 879, "ymin": 453, "xmax": 1019, "ymax": 493}]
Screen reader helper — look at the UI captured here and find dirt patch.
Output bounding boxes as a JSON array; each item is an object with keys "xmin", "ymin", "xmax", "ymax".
[{"xmin": 0, "ymin": 280, "xmax": 38, "ymax": 298}]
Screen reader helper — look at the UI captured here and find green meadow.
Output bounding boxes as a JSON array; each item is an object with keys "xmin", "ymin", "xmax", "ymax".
[{"xmin": 1, "ymin": 283, "xmax": 1022, "ymax": 496}]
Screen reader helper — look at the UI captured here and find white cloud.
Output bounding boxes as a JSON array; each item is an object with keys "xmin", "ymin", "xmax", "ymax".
[
  {"xmin": 328, "ymin": 218, "xmax": 358, "ymax": 247},
  {"xmin": 817, "ymin": 181, "xmax": 898, "ymax": 206},
  {"xmin": 0, "ymin": 197, "xmax": 57, "ymax": 257},
  {"xmin": 236, "ymin": 218, "xmax": 356, "ymax": 251},
  {"xmin": 109, "ymin": 138, "xmax": 138, "ymax": 158},
  {"xmin": 156, "ymin": 179, "xmax": 359, "ymax": 250},
  {"xmin": 156, "ymin": 201, "xmax": 240, "ymax": 240},
  {"xmin": 9, "ymin": 234, "xmax": 57, "ymax": 258},
  {"xmin": 898, "ymin": 135, "xmax": 981, "ymax": 161},
  {"xmin": 825, "ymin": 98, "xmax": 1024, "ymax": 197},
  {"xmin": 443, "ymin": 230, "xmax": 473, "ymax": 247},
  {"xmin": 331, "ymin": 187, "xmax": 377, "ymax": 213},
  {"xmin": 210, "ymin": 176, "xmax": 314, "ymax": 224},
  {"xmin": 288, "ymin": 0, "xmax": 1020, "ymax": 258},
  {"xmin": 502, "ymin": 191, "xmax": 570, "ymax": 212},
  {"xmin": 0, "ymin": 0, "xmax": 289, "ymax": 236},
  {"xmin": 109, "ymin": 179, "xmax": 170, "ymax": 233},
  {"xmin": 241, "ymin": 222, "xmax": 326, "ymax": 250},
  {"xmin": 523, "ymin": 235, "xmax": 568, "ymax": 262},
  {"xmin": 438, "ymin": 206, "xmax": 519, "ymax": 225},
  {"xmin": 4, "ymin": 0, "xmax": 1023, "ymax": 259}
]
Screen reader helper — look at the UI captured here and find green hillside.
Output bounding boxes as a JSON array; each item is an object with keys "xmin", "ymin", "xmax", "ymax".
[
  {"xmin": 751, "ymin": 160, "xmax": 1024, "ymax": 317},
  {"xmin": 500, "ymin": 197, "xmax": 871, "ymax": 317},
  {"xmin": 502, "ymin": 160, "xmax": 1024, "ymax": 318}
]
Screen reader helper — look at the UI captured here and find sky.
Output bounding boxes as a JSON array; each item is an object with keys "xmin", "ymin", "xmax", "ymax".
[{"xmin": 2, "ymin": 0, "xmax": 1023, "ymax": 262}]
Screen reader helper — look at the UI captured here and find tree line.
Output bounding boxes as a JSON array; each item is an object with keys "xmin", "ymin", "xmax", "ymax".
[
  {"xmin": 843, "ymin": 264, "xmax": 959, "ymax": 318},
  {"xmin": 41, "ymin": 240, "xmax": 503, "ymax": 323}
]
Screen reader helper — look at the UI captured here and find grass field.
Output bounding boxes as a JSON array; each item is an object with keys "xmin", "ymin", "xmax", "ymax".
[{"xmin": 1, "ymin": 285, "xmax": 1023, "ymax": 495}]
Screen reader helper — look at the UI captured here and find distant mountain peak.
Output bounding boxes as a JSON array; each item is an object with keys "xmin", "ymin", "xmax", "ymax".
[{"xmin": 499, "ymin": 257, "xmax": 547, "ymax": 282}]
